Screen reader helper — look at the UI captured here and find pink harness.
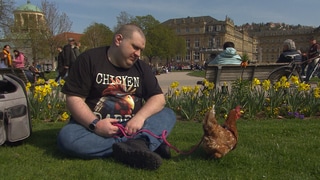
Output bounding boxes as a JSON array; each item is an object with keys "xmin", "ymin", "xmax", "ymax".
[{"xmin": 113, "ymin": 123, "xmax": 202, "ymax": 155}]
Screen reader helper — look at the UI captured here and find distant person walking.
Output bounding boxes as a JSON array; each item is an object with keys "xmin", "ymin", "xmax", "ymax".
[
  {"xmin": 73, "ymin": 42, "xmax": 81, "ymax": 58},
  {"xmin": 55, "ymin": 46, "xmax": 68, "ymax": 82},
  {"xmin": 63, "ymin": 38, "xmax": 76, "ymax": 72}
]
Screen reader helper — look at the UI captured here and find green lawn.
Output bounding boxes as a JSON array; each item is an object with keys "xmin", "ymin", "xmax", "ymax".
[
  {"xmin": 187, "ymin": 70, "xmax": 206, "ymax": 78},
  {"xmin": 1, "ymin": 119, "xmax": 319, "ymax": 179},
  {"xmin": 7, "ymin": 70, "xmax": 318, "ymax": 179}
]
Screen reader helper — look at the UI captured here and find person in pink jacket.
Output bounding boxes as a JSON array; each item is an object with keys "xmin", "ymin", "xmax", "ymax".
[{"xmin": 13, "ymin": 50, "xmax": 25, "ymax": 69}]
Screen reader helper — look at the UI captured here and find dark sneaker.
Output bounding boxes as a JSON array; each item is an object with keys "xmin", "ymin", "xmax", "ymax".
[
  {"xmin": 112, "ymin": 139, "xmax": 162, "ymax": 170},
  {"xmin": 154, "ymin": 143, "xmax": 171, "ymax": 159}
]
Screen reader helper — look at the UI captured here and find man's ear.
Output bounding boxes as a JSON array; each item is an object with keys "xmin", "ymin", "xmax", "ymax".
[{"xmin": 115, "ymin": 34, "xmax": 123, "ymax": 46}]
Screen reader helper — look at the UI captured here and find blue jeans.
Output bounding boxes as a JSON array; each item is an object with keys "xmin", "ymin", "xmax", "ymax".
[
  {"xmin": 57, "ymin": 107, "xmax": 176, "ymax": 159},
  {"xmin": 0, "ymin": 61, "xmax": 8, "ymax": 68}
]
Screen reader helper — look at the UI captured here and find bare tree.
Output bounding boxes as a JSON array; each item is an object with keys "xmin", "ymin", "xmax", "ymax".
[
  {"xmin": 5, "ymin": 0, "xmax": 72, "ymax": 67},
  {"xmin": 40, "ymin": 0, "xmax": 72, "ymax": 62},
  {"xmin": 41, "ymin": 0, "xmax": 72, "ymax": 36},
  {"xmin": 0, "ymin": 0, "xmax": 14, "ymax": 36},
  {"xmin": 113, "ymin": 11, "xmax": 134, "ymax": 32}
]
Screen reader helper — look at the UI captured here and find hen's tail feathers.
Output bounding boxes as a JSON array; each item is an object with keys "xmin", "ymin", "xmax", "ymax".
[
  {"xmin": 207, "ymin": 105, "xmax": 216, "ymax": 122},
  {"xmin": 203, "ymin": 105, "xmax": 218, "ymax": 129},
  {"xmin": 211, "ymin": 105, "xmax": 215, "ymax": 117}
]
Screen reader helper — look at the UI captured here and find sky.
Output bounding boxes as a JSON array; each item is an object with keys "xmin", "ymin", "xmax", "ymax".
[{"xmin": 16, "ymin": 0, "xmax": 320, "ymax": 33}]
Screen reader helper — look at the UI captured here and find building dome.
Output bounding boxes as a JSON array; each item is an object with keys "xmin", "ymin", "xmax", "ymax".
[
  {"xmin": 13, "ymin": 0, "xmax": 45, "ymax": 33},
  {"xmin": 15, "ymin": 0, "xmax": 42, "ymax": 13}
]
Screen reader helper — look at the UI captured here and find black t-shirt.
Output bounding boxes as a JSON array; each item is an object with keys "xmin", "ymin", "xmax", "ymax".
[{"xmin": 62, "ymin": 46, "xmax": 163, "ymax": 122}]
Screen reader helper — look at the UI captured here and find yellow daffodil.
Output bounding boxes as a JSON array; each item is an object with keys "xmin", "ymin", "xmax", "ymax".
[
  {"xmin": 252, "ymin": 78, "xmax": 261, "ymax": 88},
  {"xmin": 36, "ymin": 78, "xmax": 46, "ymax": 85},
  {"xmin": 273, "ymin": 81, "xmax": 281, "ymax": 91},
  {"xmin": 314, "ymin": 87, "xmax": 320, "ymax": 98},
  {"xmin": 280, "ymin": 76, "xmax": 288, "ymax": 84},
  {"xmin": 174, "ymin": 90, "xmax": 180, "ymax": 96},
  {"xmin": 283, "ymin": 81, "xmax": 290, "ymax": 88},
  {"xmin": 203, "ymin": 79, "xmax": 209, "ymax": 86},
  {"xmin": 203, "ymin": 90, "xmax": 209, "ymax": 96},
  {"xmin": 170, "ymin": 81, "xmax": 179, "ymax": 89},
  {"xmin": 298, "ymin": 82, "xmax": 310, "ymax": 92},
  {"xmin": 59, "ymin": 79, "xmax": 65, "ymax": 86},
  {"xmin": 26, "ymin": 82, "xmax": 31, "ymax": 91},
  {"xmin": 290, "ymin": 75, "xmax": 300, "ymax": 85},
  {"xmin": 49, "ymin": 79, "xmax": 59, "ymax": 87},
  {"xmin": 262, "ymin": 79, "xmax": 271, "ymax": 91},
  {"xmin": 207, "ymin": 82, "xmax": 214, "ymax": 90},
  {"xmin": 60, "ymin": 112, "xmax": 69, "ymax": 121},
  {"xmin": 193, "ymin": 85, "xmax": 200, "ymax": 94}
]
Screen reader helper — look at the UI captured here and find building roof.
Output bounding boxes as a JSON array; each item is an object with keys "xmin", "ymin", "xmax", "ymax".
[
  {"xmin": 15, "ymin": 0, "xmax": 42, "ymax": 13},
  {"xmin": 54, "ymin": 32, "xmax": 83, "ymax": 43},
  {"xmin": 162, "ymin": 16, "xmax": 219, "ymax": 25}
]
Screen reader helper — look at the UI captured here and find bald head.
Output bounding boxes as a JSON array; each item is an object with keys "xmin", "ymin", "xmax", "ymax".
[{"xmin": 114, "ymin": 24, "xmax": 145, "ymax": 41}]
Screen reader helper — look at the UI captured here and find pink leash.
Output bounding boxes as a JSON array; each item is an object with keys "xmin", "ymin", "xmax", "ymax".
[{"xmin": 113, "ymin": 123, "xmax": 203, "ymax": 155}]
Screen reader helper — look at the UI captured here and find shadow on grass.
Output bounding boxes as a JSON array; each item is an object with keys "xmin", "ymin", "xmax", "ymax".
[
  {"xmin": 23, "ymin": 122, "xmax": 212, "ymax": 163},
  {"xmin": 24, "ymin": 127, "xmax": 70, "ymax": 159},
  {"xmin": 173, "ymin": 148, "xmax": 209, "ymax": 160},
  {"xmin": 165, "ymin": 137, "xmax": 219, "ymax": 162}
]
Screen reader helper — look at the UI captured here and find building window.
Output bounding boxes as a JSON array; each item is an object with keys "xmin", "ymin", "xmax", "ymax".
[
  {"xmin": 176, "ymin": 28, "xmax": 180, "ymax": 33},
  {"xmin": 208, "ymin": 38, "xmax": 213, "ymax": 47},
  {"xmin": 186, "ymin": 52, "xmax": 191, "ymax": 60},
  {"xmin": 194, "ymin": 52, "xmax": 200, "ymax": 60},
  {"xmin": 216, "ymin": 25, "xmax": 221, "ymax": 31},
  {"xmin": 208, "ymin": 26, "xmax": 214, "ymax": 32},
  {"xmin": 194, "ymin": 39, "xmax": 200, "ymax": 48},
  {"xmin": 195, "ymin": 27, "xmax": 199, "ymax": 32},
  {"xmin": 176, "ymin": 55, "xmax": 181, "ymax": 61},
  {"xmin": 216, "ymin": 38, "xmax": 221, "ymax": 48},
  {"xmin": 186, "ymin": 39, "xmax": 190, "ymax": 48},
  {"xmin": 186, "ymin": 27, "xmax": 189, "ymax": 33}
]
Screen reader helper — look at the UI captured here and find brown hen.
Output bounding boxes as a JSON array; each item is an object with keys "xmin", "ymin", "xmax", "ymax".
[{"xmin": 202, "ymin": 105, "xmax": 241, "ymax": 158}]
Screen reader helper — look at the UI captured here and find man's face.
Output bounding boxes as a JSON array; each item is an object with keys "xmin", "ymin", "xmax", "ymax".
[
  {"xmin": 310, "ymin": 39, "xmax": 316, "ymax": 45},
  {"xmin": 116, "ymin": 32, "xmax": 145, "ymax": 69}
]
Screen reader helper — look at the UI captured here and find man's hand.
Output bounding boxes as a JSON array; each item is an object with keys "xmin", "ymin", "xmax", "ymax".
[
  {"xmin": 124, "ymin": 117, "xmax": 145, "ymax": 135},
  {"xmin": 94, "ymin": 118, "xmax": 119, "ymax": 137}
]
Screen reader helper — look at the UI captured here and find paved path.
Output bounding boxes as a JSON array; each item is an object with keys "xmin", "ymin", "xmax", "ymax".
[{"xmin": 156, "ymin": 71, "xmax": 204, "ymax": 93}]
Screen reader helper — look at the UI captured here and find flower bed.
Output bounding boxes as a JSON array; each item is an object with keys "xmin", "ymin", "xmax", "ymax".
[
  {"xmin": 165, "ymin": 76, "xmax": 320, "ymax": 121},
  {"xmin": 26, "ymin": 79, "xmax": 69, "ymax": 122},
  {"xmin": 26, "ymin": 76, "xmax": 320, "ymax": 122}
]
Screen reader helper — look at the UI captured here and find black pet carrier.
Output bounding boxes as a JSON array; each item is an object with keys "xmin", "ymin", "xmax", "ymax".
[{"xmin": 0, "ymin": 74, "xmax": 31, "ymax": 145}]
